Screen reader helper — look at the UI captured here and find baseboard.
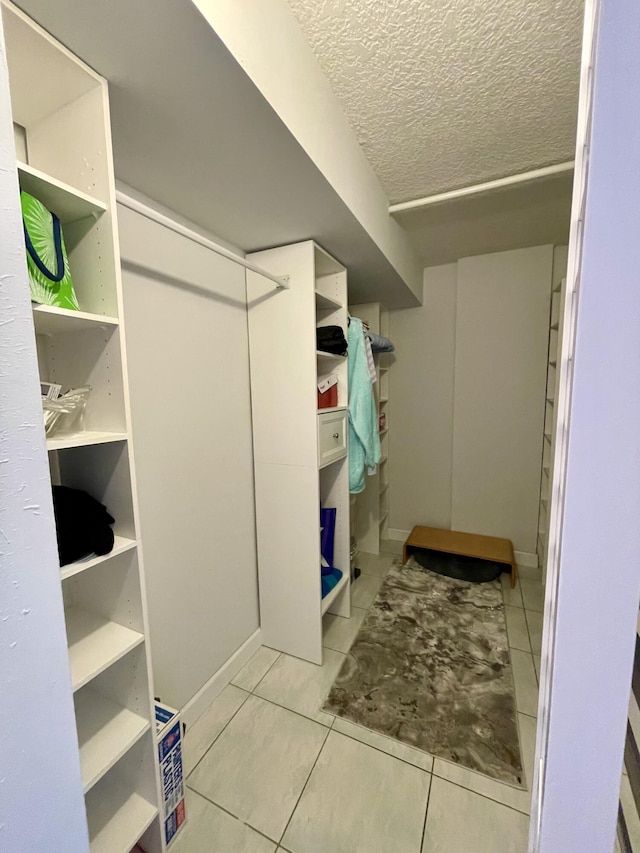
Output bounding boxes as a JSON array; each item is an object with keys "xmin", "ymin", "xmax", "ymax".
[
  {"xmin": 515, "ymin": 550, "xmax": 539, "ymax": 568},
  {"xmin": 388, "ymin": 528, "xmax": 411, "ymax": 542},
  {"xmin": 180, "ymin": 627, "xmax": 263, "ymax": 730}
]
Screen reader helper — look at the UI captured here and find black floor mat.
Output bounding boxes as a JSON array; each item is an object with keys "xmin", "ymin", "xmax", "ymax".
[{"xmin": 411, "ymin": 547, "xmax": 506, "ymax": 583}]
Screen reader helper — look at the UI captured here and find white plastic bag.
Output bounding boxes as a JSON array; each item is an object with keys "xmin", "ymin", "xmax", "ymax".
[{"xmin": 42, "ymin": 385, "xmax": 91, "ymax": 436}]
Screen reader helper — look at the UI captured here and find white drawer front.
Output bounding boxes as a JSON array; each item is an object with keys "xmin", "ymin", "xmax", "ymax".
[{"xmin": 318, "ymin": 411, "xmax": 347, "ymax": 468}]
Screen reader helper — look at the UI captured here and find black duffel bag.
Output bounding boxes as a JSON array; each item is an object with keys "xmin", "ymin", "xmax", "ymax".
[{"xmin": 316, "ymin": 325, "xmax": 348, "ymax": 356}]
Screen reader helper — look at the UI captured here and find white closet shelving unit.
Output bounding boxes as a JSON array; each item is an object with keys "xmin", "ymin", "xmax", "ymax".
[
  {"xmin": 2, "ymin": 3, "xmax": 164, "ymax": 850},
  {"xmin": 348, "ymin": 302, "xmax": 392, "ymax": 555},
  {"xmin": 537, "ymin": 276, "xmax": 566, "ymax": 580},
  {"xmin": 247, "ymin": 241, "xmax": 350, "ymax": 665}
]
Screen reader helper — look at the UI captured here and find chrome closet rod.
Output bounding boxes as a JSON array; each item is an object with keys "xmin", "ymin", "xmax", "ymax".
[{"xmin": 115, "ymin": 191, "xmax": 290, "ymax": 290}]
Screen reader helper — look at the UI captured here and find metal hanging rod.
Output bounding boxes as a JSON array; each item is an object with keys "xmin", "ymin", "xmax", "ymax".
[
  {"xmin": 388, "ymin": 161, "xmax": 575, "ymax": 214},
  {"xmin": 115, "ymin": 191, "xmax": 290, "ymax": 290}
]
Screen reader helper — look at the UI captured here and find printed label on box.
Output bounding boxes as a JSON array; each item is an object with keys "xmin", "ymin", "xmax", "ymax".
[{"xmin": 156, "ymin": 703, "xmax": 186, "ymax": 846}]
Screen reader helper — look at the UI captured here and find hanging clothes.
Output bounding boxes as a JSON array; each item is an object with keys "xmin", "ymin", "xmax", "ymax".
[
  {"xmin": 364, "ymin": 334, "xmax": 377, "ymax": 384},
  {"xmin": 368, "ymin": 331, "xmax": 395, "ymax": 353},
  {"xmin": 347, "ymin": 317, "xmax": 381, "ymax": 493}
]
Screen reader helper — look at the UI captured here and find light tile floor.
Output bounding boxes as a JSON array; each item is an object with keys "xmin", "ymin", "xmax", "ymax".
[{"xmin": 175, "ymin": 552, "xmax": 542, "ymax": 852}]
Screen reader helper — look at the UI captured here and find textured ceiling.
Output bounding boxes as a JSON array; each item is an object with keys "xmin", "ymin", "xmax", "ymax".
[{"xmin": 286, "ymin": 0, "xmax": 584, "ymax": 204}]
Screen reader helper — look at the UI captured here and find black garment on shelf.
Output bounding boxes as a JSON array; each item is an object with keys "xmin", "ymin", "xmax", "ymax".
[
  {"xmin": 52, "ymin": 485, "xmax": 116, "ymax": 566},
  {"xmin": 411, "ymin": 547, "xmax": 505, "ymax": 583},
  {"xmin": 316, "ymin": 325, "xmax": 348, "ymax": 356}
]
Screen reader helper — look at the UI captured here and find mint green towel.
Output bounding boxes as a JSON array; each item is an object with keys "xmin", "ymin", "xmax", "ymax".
[{"xmin": 348, "ymin": 318, "xmax": 381, "ymax": 493}]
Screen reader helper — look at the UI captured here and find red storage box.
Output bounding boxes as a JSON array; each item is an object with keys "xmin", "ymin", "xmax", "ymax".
[{"xmin": 318, "ymin": 376, "xmax": 338, "ymax": 409}]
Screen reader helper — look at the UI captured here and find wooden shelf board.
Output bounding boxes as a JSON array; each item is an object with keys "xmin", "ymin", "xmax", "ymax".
[
  {"xmin": 321, "ymin": 571, "xmax": 349, "ymax": 615},
  {"xmin": 61, "ymin": 536, "xmax": 137, "ymax": 581},
  {"xmin": 317, "ymin": 405, "xmax": 347, "ymax": 414},
  {"xmin": 65, "ymin": 607, "xmax": 145, "ymax": 692},
  {"xmin": 33, "ymin": 304, "xmax": 118, "ymax": 335},
  {"xmin": 89, "ymin": 791, "xmax": 157, "ymax": 853},
  {"xmin": 76, "ymin": 689, "xmax": 150, "ymax": 793},
  {"xmin": 18, "ymin": 161, "xmax": 107, "ymax": 224},
  {"xmin": 316, "ymin": 350, "xmax": 346, "ymax": 360},
  {"xmin": 315, "ymin": 290, "xmax": 343, "ymax": 311},
  {"xmin": 47, "ymin": 431, "xmax": 128, "ymax": 451}
]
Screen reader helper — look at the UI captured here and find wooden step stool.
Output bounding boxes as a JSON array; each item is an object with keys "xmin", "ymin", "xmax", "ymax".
[{"xmin": 403, "ymin": 525, "xmax": 518, "ymax": 588}]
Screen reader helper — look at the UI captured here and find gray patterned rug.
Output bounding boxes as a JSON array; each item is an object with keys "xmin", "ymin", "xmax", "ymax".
[{"xmin": 324, "ymin": 557, "xmax": 523, "ymax": 786}]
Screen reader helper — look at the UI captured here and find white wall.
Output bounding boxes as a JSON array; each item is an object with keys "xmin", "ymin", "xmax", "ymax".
[
  {"xmin": 0, "ymin": 17, "xmax": 88, "ymax": 850},
  {"xmin": 451, "ymin": 246, "xmax": 553, "ymax": 553},
  {"xmin": 388, "ymin": 264, "xmax": 457, "ymax": 531},
  {"xmin": 390, "ymin": 246, "xmax": 556, "ymax": 557},
  {"xmin": 118, "ymin": 196, "xmax": 259, "ymax": 711}
]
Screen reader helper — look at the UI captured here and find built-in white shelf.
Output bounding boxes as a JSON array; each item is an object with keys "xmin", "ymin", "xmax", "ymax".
[
  {"xmin": 379, "ymin": 366, "xmax": 389, "ymax": 373},
  {"xmin": 379, "ymin": 396, "xmax": 389, "ymax": 403},
  {"xmin": 380, "ymin": 455, "xmax": 389, "ymax": 463},
  {"xmin": 316, "ymin": 350, "xmax": 346, "ymax": 361},
  {"xmin": 17, "ymin": 161, "xmax": 107, "ymax": 224},
  {"xmin": 319, "ymin": 450, "xmax": 348, "ymax": 471},
  {"xmin": 33, "ymin": 304, "xmax": 119, "ymax": 335},
  {"xmin": 88, "ymin": 791, "xmax": 158, "ymax": 853},
  {"xmin": 315, "ymin": 290, "xmax": 342, "ymax": 311},
  {"xmin": 550, "ymin": 321, "xmax": 559, "ymax": 331},
  {"xmin": 66, "ymin": 607, "xmax": 145, "ymax": 691},
  {"xmin": 547, "ymin": 396, "xmax": 555, "ymax": 404},
  {"xmin": 76, "ymin": 690, "xmax": 150, "ymax": 793},
  {"xmin": 549, "ymin": 358, "xmax": 557, "ymax": 367},
  {"xmin": 46, "ymin": 431, "xmax": 128, "ymax": 451},
  {"xmin": 8, "ymin": 3, "xmax": 163, "ymax": 844},
  {"xmin": 317, "ymin": 405, "xmax": 347, "ymax": 414},
  {"xmin": 61, "ymin": 536, "xmax": 137, "ymax": 581},
  {"xmin": 321, "ymin": 571, "xmax": 350, "ymax": 615}
]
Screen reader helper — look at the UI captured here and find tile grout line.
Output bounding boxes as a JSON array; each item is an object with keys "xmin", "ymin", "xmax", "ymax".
[
  {"xmin": 329, "ymin": 720, "xmax": 434, "ymax": 773},
  {"xmin": 185, "ymin": 686, "xmax": 252, "ymax": 781},
  {"xmin": 187, "ymin": 785, "xmax": 281, "ymax": 846},
  {"xmin": 429, "ymin": 767, "xmax": 532, "ymax": 817},
  {"xmin": 244, "ymin": 691, "xmax": 336, "ymax": 730},
  {"xmin": 277, "ymin": 724, "xmax": 333, "ymax": 847},
  {"xmin": 243, "ymin": 650, "xmax": 283, "ymax": 695},
  {"xmin": 420, "ymin": 766, "xmax": 434, "ymax": 851}
]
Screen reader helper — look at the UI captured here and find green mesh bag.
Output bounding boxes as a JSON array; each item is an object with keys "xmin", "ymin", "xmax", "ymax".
[{"xmin": 21, "ymin": 190, "xmax": 79, "ymax": 310}]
